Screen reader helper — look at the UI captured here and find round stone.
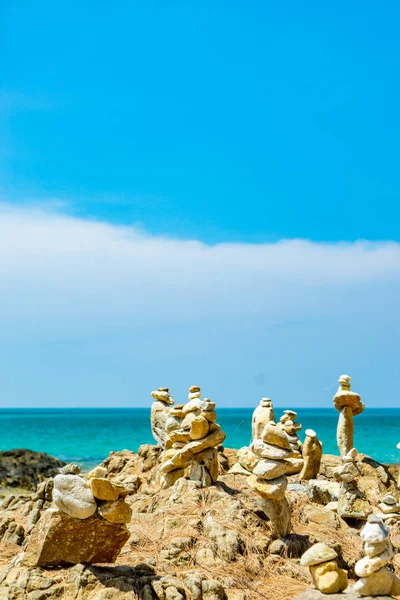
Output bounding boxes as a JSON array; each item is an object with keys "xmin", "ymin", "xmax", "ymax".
[
  {"xmin": 300, "ymin": 543, "xmax": 338, "ymax": 567},
  {"xmin": 53, "ymin": 475, "xmax": 97, "ymax": 520}
]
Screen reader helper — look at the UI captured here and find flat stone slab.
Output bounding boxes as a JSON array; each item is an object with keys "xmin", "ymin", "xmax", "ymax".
[{"xmin": 294, "ymin": 589, "xmax": 395, "ymax": 600}]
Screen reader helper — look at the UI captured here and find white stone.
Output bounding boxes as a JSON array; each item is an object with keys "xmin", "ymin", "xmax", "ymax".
[
  {"xmin": 53, "ymin": 475, "xmax": 97, "ymax": 519},
  {"xmin": 253, "ymin": 459, "xmax": 287, "ymax": 479},
  {"xmin": 355, "ymin": 547, "xmax": 393, "ymax": 577},
  {"xmin": 88, "ymin": 466, "xmax": 107, "ymax": 479},
  {"xmin": 364, "ymin": 540, "xmax": 389, "ymax": 557},
  {"xmin": 360, "ymin": 515, "xmax": 389, "ymax": 543},
  {"xmin": 305, "ymin": 429, "xmax": 316, "ymax": 438}
]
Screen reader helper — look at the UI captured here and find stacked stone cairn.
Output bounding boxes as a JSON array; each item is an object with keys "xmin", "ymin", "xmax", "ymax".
[
  {"xmin": 252, "ymin": 397, "xmax": 275, "ymax": 440},
  {"xmin": 23, "ymin": 463, "xmax": 131, "ymax": 567},
  {"xmin": 334, "ymin": 374, "xmax": 365, "ymax": 457},
  {"xmin": 278, "ymin": 410, "xmax": 304, "ymax": 475},
  {"xmin": 299, "ymin": 428, "xmax": 323, "ymax": 481},
  {"xmin": 159, "ymin": 386, "xmax": 226, "ymax": 489},
  {"xmin": 334, "ymin": 448, "xmax": 371, "ymax": 520},
  {"xmin": 354, "ymin": 514, "xmax": 400, "ymax": 596},
  {"xmin": 150, "ymin": 387, "xmax": 175, "ymax": 449},
  {"xmin": 300, "ymin": 542, "xmax": 348, "ymax": 594},
  {"xmin": 247, "ymin": 421, "xmax": 294, "ymax": 538},
  {"xmin": 376, "ymin": 493, "xmax": 400, "ymax": 523}
]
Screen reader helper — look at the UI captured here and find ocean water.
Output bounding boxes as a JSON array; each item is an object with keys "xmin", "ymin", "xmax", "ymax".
[{"xmin": 0, "ymin": 408, "xmax": 399, "ymax": 470}]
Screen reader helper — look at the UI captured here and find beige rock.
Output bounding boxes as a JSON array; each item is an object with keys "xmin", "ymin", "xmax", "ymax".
[
  {"xmin": 260, "ymin": 422, "xmax": 291, "ymax": 449},
  {"xmin": 260, "ymin": 496, "xmax": 291, "ymax": 538},
  {"xmin": 237, "ymin": 446, "xmax": 259, "ymax": 472},
  {"xmin": 190, "ymin": 416, "xmax": 210, "ymax": 440},
  {"xmin": 250, "ymin": 440, "xmax": 294, "ymax": 460},
  {"xmin": 186, "ymin": 428, "xmax": 226, "ymax": 455},
  {"xmin": 90, "ymin": 478, "xmax": 121, "ymax": 501},
  {"xmin": 89, "ymin": 466, "xmax": 107, "ymax": 478},
  {"xmin": 160, "ymin": 468, "xmax": 185, "ymax": 489},
  {"xmin": 181, "ymin": 411, "xmax": 199, "ymax": 429},
  {"xmin": 253, "ymin": 459, "xmax": 287, "ymax": 479},
  {"xmin": 337, "ymin": 484, "xmax": 372, "ymax": 520},
  {"xmin": 364, "ymin": 540, "xmax": 389, "ymax": 557},
  {"xmin": 299, "ymin": 430, "xmax": 323, "ymax": 481},
  {"xmin": 248, "ymin": 474, "xmax": 287, "ymax": 500},
  {"xmin": 309, "ymin": 561, "xmax": 348, "ymax": 594},
  {"xmin": 251, "ymin": 398, "xmax": 275, "ymax": 440},
  {"xmin": 300, "ymin": 543, "xmax": 338, "ymax": 567},
  {"xmin": 151, "ymin": 396, "xmax": 174, "ymax": 448},
  {"xmin": 284, "ymin": 457, "xmax": 304, "ymax": 475},
  {"xmin": 98, "ymin": 499, "xmax": 132, "ymax": 524},
  {"xmin": 169, "ymin": 430, "xmax": 191, "ymax": 444},
  {"xmin": 354, "ymin": 566, "xmax": 400, "ymax": 596},
  {"xmin": 228, "ymin": 463, "xmax": 252, "ymax": 475},
  {"xmin": 202, "ymin": 410, "xmax": 217, "ymax": 423},
  {"xmin": 182, "ymin": 399, "xmax": 202, "ymax": 415},
  {"xmin": 193, "ymin": 448, "xmax": 219, "ymax": 483},
  {"xmin": 189, "ymin": 385, "xmax": 200, "ymax": 393},
  {"xmin": 23, "ymin": 508, "xmax": 129, "ymax": 566}
]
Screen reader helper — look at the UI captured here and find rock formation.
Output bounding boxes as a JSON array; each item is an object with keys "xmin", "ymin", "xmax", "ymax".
[
  {"xmin": 150, "ymin": 387, "xmax": 174, "ymax": 448},
  {"xmin": 334, "ymin": 448, "xmax": 371, "ymax": 520},
  {"xmin": 23, "ymin": 463, "xmax": 131, "ymax": 566},
  {"xmin": 376, "ymin": 493, "xmax": 400, "ymax": 523},
  {"xmin": 252, "ymin": 397, "xmax": 275, "ymax": 440},
  {"xmin": 333, "ymin": 374, "xmax": 365, "ymax": 456},
  {"xmin": 300, "ymin": 542, "xmax": 348, "ymax": 594},
  {"xmin": 159, "ymin": 388, "xmax": 226, "ymax": 488},
  {"xmin": 354, "ymin": 514, "xmax": 400, "ymax": 596},
  {"xmin": 299, "ymin": 429, "xmax": 323, "ymax": 481},
  {"xmin": 0, "ymin": 449, "xmax": 65, "ymax": 490},
  {"xmin": 248, "ymin": 421, "xmax": 293, "ymax": 538}
]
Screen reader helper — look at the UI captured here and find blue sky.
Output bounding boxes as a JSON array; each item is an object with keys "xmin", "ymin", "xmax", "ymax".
[{"xmin": 1, "ymin": 1, "xmax": 400, "ymax": 407}]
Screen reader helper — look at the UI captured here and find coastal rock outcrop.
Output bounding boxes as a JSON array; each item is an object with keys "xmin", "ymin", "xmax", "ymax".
[{"xmin": 0, "ymin": 449, "xmax": 65, "ymax": 490}]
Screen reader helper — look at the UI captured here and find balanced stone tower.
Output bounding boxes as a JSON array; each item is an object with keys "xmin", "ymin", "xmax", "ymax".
[
  {"xmin": 248, "ymin": 421, "xmax": 293, "ymax": 538},
  {"xmin": 150, "ymin": 387, "xmax": 174, "ymax": 449},
  {"xmin": 159, "ymin": 386, "xmax": 226, "ymax": 488},
  {"xmin": 252, "ymin": 397, "xmax": 275, "ymax": 440},
  {"xmin": 354, "ymin": 514, "xmax": 400, "ymax": 596},
  {"xmin": 299, "ymin": 428, "xmax": 323, "ymax": 481},
  {"xmin": 300, "ymin": 542, "xmax": 348, "ymax": 594},
  {"xmin": 334, "ymin": 448, "xmax": 371, "ymax": 520},
  {"xmin": 333, "ymin": 374, "xmax": 365, "ymax": 456}
]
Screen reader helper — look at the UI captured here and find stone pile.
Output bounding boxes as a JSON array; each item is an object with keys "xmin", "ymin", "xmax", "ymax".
[
  {"xmin": 334, "ymin": 448, "xmax": 371, "ymax": 520},
  {"xmin": 150, "ymin": 387, "xmax": 174, "ymax": 449},
  {"xmin": 333, "ymin": 374, "xmax": 365, "ymax": 457},
  {"xmin": 299, "ymin": 428, "xmax": 322, "ymax": 481},
  {"xmin": 252, "ymin": 397, "xmax": 275, "ymax": 440},
  {"xmin": 159, "ymin": 387, "xmax": 226, "ymax": 488},
  {"xmin": 300, "ymin": 542, "xmax": 348, "ymax": 594},
  {"xmin": 376, "ymin": 493, "xmax": 400, "ymax": 523},
  {"xmin": 23, "ymin": 464, "xmax": 131, "ymax": 566},
  {"xmin": 248, "ymin": 421, "xmax": 294, "ymax": 538},
  {"xmin": 354, "ymin": 514, "xmax": 400, "ymax": 596}
]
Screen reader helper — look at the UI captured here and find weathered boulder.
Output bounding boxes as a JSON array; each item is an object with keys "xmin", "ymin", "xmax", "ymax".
[
  {"xmin": 98, "ymin": 498, "xmax": 132, "ymax": 524},
  {"xmin": 23, "ymin": 508, "xmax": 130, "ymax": 566},
  {"xmin": 0, "ymin": 449, "xmax": 65, "ymax": 490}
]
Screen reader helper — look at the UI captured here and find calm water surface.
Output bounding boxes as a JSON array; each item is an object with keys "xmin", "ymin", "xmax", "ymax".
[{"xmin": 0, "ymin": 408, "xmax": 399, "ymax": 469}]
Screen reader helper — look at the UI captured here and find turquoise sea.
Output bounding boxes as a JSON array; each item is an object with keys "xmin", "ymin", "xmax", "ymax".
[{"xmin": 1, "ymin": 408, "xmax": 399, "ymax": 469}]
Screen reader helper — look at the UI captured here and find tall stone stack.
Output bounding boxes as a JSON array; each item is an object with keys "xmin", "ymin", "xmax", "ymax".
[
  {"xmin": 354, "ymin": 514, "xmax": 400, "ymax": 596},
  {"xmin": 252, "ymin": 397, "xmax": 275, "ymax": 440},
  {"xmin": 333, "ymin": 374, "xmax": 365, "ymax": 457},
  {"xmin": 248, "ymin": 422, "xmax": 294, "ymax": 538},
  {"xmin": 23, "ymin": 464, "xmax": 131, "ymax": 567},
  {"xmin": 334, "ymin": 448, "xmax": 371, "ymax": 520},
  {"xmin": 159, "ymin": 388, "xmax": 226, "ymax": 489},
  {"xmin": 150, "ymin": 387, "xmax": 175, "ymax": 449}
]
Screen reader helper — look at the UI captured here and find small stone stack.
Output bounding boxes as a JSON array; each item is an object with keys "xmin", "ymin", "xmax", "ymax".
[
  {"xmin": 354, "ymin": 514, "xmax": 400, "ymax": 596},
  {"xmin": 23, "ymin": 464, "xmax": 131, "ymax": 567},
  {"xmin": 150, "ymin": 387, "xmax": 175, "ymax": 449},
  {"xmin": 252, "ymin": 397, "xmax": 275, "ymax": 440},
  {"xmin": 248, "ymin": 421, "xmax": 294, "ymax": 538},
  {"xmin": 334, "ymin": 448, "xmax": 371, "ymax": 520},
  {"xmin": 278, "ymin": 410, "xmax": 302, "ymax": 453},
  {"xmin": 159, "ymin": 388, "xmax": 226, "ymax": 488},
  {"xmin": 300, "ymin": 542, "xmax": 348, "ymax": 594},
  {"xmin": 334, "ymin": 374, "xmax": 365, "ymax": 457},
  {"xmin": 376, "ymin": 494, "xmax": 400, "ymax": 523}
]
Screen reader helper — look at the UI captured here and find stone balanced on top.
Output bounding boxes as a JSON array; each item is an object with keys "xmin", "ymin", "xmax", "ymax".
[
  {"xmin": 278, "ymin": 410, "xmax": 304, "ymax": 475},
  {"xmin": 248, "ymin": 421, "xmax": 294, "ymax": 538},
  {"xmin": 300, "ymin": 542, "xmax": 348, "ymax": 594},
  {"xmin": 23, "ymin": 464, "xmax": 131, "ymax": 567},
  {"xmin": 159, "ymin": 386, "xmax": 226, "ymax": 488},
  {"xmin": 354, "ymin": 514, "xmax": 400, "ymax": 596},
  {"xmin": 333, "ymin": 374, "xmax": 365, "ymax": 456},
  {"xmin": 150, "ymin": 387, "xmax": 175, "ymax": 449},
  {"xmin": 252, "ymin": 397, "xmax": 275, "ymax": 440},
  {"xmin": 376, "ymin": 493, "xmax": 400, "ymax": 523}
]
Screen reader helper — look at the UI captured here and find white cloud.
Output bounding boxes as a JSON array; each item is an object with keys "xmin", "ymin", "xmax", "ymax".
[{"xmin": 0, "ymin": 201, "xmax": 399, "ymax": 406}]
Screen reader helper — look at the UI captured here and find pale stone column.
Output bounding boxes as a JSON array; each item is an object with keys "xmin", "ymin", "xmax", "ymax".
[
  {"xmin": 333, "ymin": 374, "xmax": 364, "ymax": 457},
  {"xmin": 299, "ymin": 429, "xmax": 323, "ymax": 481}
]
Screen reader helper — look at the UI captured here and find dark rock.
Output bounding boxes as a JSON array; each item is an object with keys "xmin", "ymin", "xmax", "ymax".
[{"xmin": 0, "ymin": 449, "xmax": 65, "ymax": 490}]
